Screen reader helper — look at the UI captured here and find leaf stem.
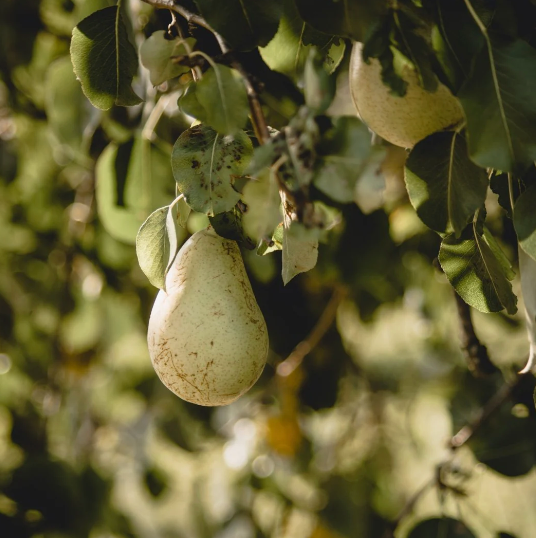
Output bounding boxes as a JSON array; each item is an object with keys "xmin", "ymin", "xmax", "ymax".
[
  {"xmin": 169, "ymin": 192, "xmax": 185, "ymax": 210},
  {"xmin": 507, "ymin": 172, "xmax": 515, "ymax": 217}
]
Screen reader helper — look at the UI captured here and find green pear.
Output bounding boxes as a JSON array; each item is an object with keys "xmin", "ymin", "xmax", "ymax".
[
  {"xmin": 349, "ymin": 43, "xmax": 464, "ymax": 148},
  {"xmin": 147, "ymin": 228, "xmax": 269, "ymax": 406}
]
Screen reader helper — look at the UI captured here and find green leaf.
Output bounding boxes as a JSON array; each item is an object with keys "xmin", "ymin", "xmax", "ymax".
[
  {"xmin": 362, "ymin": 17, "xmax": 407, "ymax": 96},
  {"xmin": 279, "ymin": 107, "xmax": 319, "ymax": 190},
  {"xmin": 95, "ymin": 136, "xmax": 175, "ymax": 244},
  {"xmin": 166, "ymin": 201, "xmax": 184, "ymax": 272},
  {"xmin": 405, "ymin": 131, "xmax": 488, "ymax": 236},
  {"xmin": 391, "ymin": 9, "xmax": 437, "ymax": 93},
  {"xmin": 246, "ymin": 138, "xmax": 283, "ymax": 176},
  {"xmin": 70, "ymin": 6, "xmax": 142, "ymax": 110},
  {"xmin": 514, "ymin": 183, "xmax": 536, "ymax": 261},
  {"xmin": 314, "ymin": 116, "xmax": 385, "ymax": 204},
  {"xmin": 434, "ymin": 0, "xmax": 487, "ymax": 91},
  {"xmin": 294, "ymin": 0, "xmax": 383, "ymax": 42},
  {"xmin": 242, "ymin": 170, "xmax": 282, "ymax": 242},
  {"xmin": 209, "ymin": 206, "xmax": 255, "ymax": 249},
  {"xmin": 175, "ymin": 196, "xmax": 192, "ymax": 228},
  {"xmin": 439, "ymin": 218, "xmax": 517, "ymax": 314},
  {"xmin": 179, "ymin": 85, "xmax": 206, "ymax": 122},
  {"xmin": 171, "ymin": 124, "xmax": 253, "ymax": 216},
  {"xmin": 45, "ymin": 55, "xmax": 91, "ymax": 155},
  {"xmin": 490, "ymin": 172, "xmax": 517, "ymax": 219},
  {"xmin": 518, "ymin": 246, "xmax": 536, "ymax": 373},
  {"xmin": 194, "ymin": 0, "xmax": 283, "ymax": 50},
  {"xmin": 483, "ymin": 227, "xmax": 515, "ymax": 281},
  {"xmin": 259, "ymin": 0, "xmax": 345, "ymax": 79},
  {"xmin": 282, "ymin": 220, "xmax": 318, "ymax": 285},
  {"xmin": 407, "ymin": 518, "xmax": 477, "ymax": 538},
  {"xmin": 179, "ymin": 65, "xmax": 249, "ymax": 135},
  {"xmin": 459, "ymin": 36, "xmax": 536, "ymax": 171},
  {"xmin": 140, "ymin": 32, "xmax": 194, "ymax": 86},
  {"xmin": 136, "ymin": 207, "xmax": 171, "ymax": 290},
  {"xmin": 304, "ymin": 48, "xmax": 335, "ymax": 114},
  {"xmin": 258, "ymin": 223, "xmax": 284, "ymax": 255}
]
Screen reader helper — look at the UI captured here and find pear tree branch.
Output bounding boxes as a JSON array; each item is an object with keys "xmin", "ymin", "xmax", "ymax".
[
  {"xmin": 140, "ymin": 0, "xmax": 307, "ymax": 213},
  {"xmin": 453, "ymin": 291, "xmax": 498, "ymax": 376}
]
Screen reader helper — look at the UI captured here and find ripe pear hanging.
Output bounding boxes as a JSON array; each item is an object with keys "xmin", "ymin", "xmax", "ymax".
[
  {"xmin": 349, "ymin": 43, "xmax": 464, "ymax": 148},
  {"xmin": 147, "ymin": 228, "xmax": 269, "ymax": 406}
]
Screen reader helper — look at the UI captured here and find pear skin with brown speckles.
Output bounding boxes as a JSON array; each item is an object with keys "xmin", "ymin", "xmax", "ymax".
[{"xmin": 148, "ymin": 228, "xmax": 268, "ymax": 406}]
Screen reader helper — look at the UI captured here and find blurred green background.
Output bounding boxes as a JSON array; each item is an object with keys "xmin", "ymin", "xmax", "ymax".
[{"xmin": 1, "ymin": 1, "xmax": 536, "ymax": 537}]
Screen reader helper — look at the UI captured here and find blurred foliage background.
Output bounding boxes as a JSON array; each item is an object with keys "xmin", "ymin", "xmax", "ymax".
[{"xmin": 1, "ymin": 1, "xmax": 536, "ymax": 538}]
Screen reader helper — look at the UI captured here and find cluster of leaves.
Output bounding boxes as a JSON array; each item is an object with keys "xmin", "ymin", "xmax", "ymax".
[{"xmin": 68, "ymin": 0, "xmax": 536, "ymax": 342}]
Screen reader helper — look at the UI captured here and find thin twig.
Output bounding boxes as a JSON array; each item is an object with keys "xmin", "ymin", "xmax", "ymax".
[
  {"xmin": 382, "ymin": 476, "xmax": 437, "ymax": 538},
  {"xmin": 385, "ymin": 371, "xmax": 532, "ymax": 537},
  {"xmin": 276, "ymin": 286, "xmax": 348, "ymax": 377},
  {"xmin": 449, "ymin": 373, "xmax": 529, "ymax": 449},
  {"xmin": 453, "ymin": 291, "xmax": 498, "ymax": 376},
  {"xmin": 140, "ymin": 0, "xmax": 215, "ymax": 33}
]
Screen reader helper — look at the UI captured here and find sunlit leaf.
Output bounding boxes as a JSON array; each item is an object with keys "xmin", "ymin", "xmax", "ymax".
[
  {"xmin": 140, "ymin": 32, "xmax": 194, "ymax": 86},
  {"xmin": 282, "ymin": 220, "xmax": 318, "ymax": 285},
  {"xmin": 171, "ymin": 124, "xmax": 252, "ymax": 215},
  {"xmin": 70, "ymin": 6, "xmax": 142, "ymax": 110},
  {"xmin": 242, "ymin": 170, "xmax": 282, "ymax": 242},
  {"xmin": 259, "ymin": 0, "xmax": 345, "ymax": 79},
  {"xmin": 439, "ymin": 216, "xmax": 517, "ymax": 314},
  {"xmin": 179, "ymin": 65, "xmax": 249, "ymax": 135},
  {"xmin": 136, "ymin": 206, "xmax": 177, "ymax": 289}
]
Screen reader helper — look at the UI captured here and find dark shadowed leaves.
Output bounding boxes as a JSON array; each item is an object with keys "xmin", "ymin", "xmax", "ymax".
[
  {"xmin": 294, "ymin": 0, "xmax": 385, "ymax": 42},
  {"xmin": 194, "ymin": 0, "xmax": 284, "ymax": 50},
  {"xmin": 70, "ymin": 6, "xmax": 142, "ymax": 110},
  {"xmin": 171, "ymin": 125, "xmax": 252, "ymax": 215},
  {"xmin": 434, "ymin": 0, "xmax": 487, "ymax": 90},
  {"xmin": 459, "ymin": 35, "xmax": 536, "ymax": 171},
  {"xmin": 407, "ymin": 517, "xmax": 477, "ymax": 538},
  {"xmin": 392, "ymin": 8, "xmax": 437, "ymax": 92},
  {"xmin": 405, "ymin": 131, "xmax": 488, "ymax": 236},
  {"xmin": 210, "ymin": 205, "xmax": 256, "ymax": 249},
  {"xmin": 362, "ymin": 17, "xmax": 407, "ymax": 96}
]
